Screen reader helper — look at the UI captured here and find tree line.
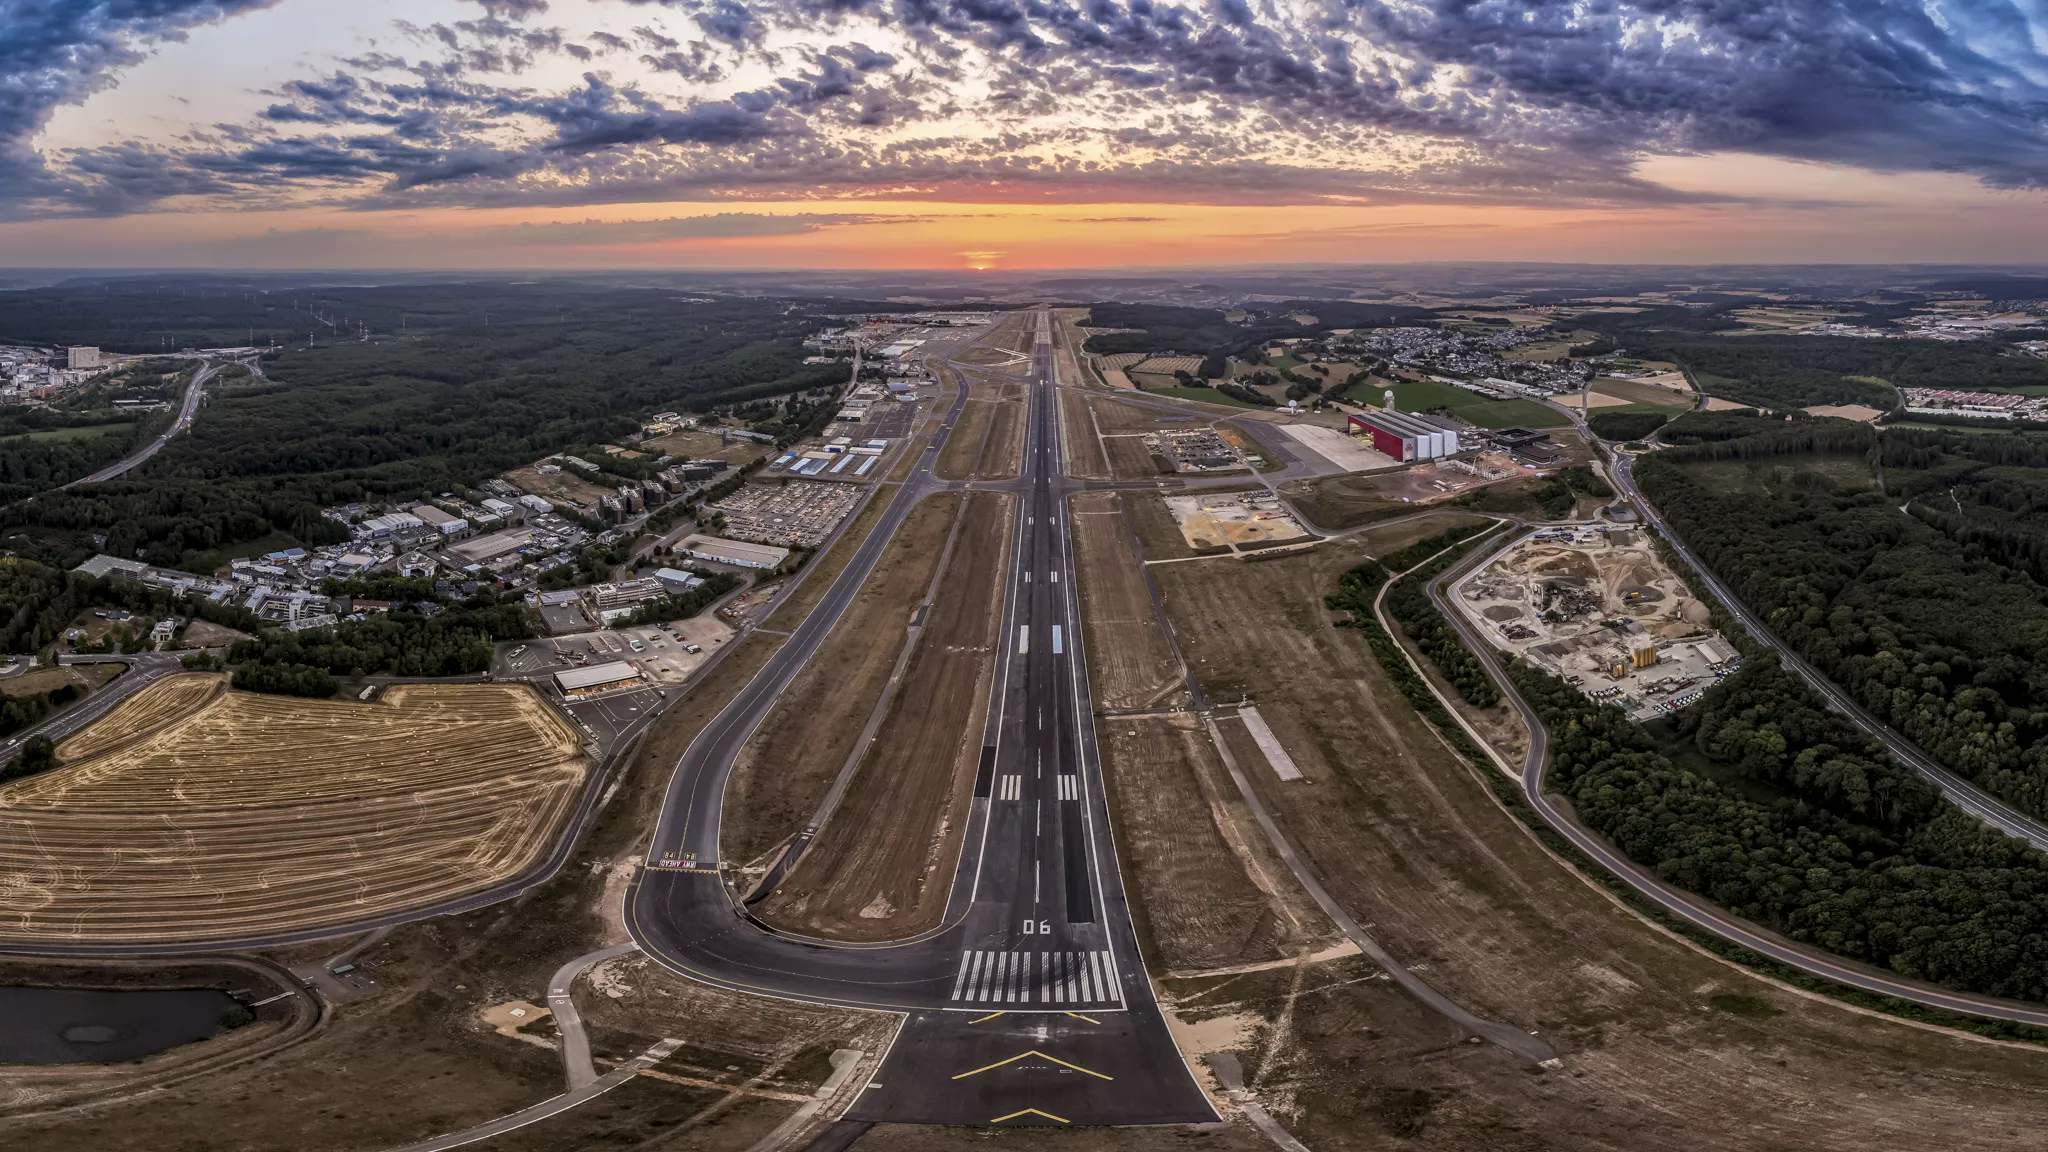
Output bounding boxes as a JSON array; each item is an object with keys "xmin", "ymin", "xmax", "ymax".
[{"xmin": 1519, "ymin": 653, "xmax": 2048, "ymax": 1003}]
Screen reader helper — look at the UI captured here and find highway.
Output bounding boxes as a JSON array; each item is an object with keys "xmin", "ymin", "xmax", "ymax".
[
  {"xmin": 67, "ymin": 358, "xmax": 217, "ymax": 487},
  {"xmin": 627, "ymin": 311, "xmax": 1216, "ymax": 1126},
  {"xmin": 1421, "ymin": 523, "xmax": 2048, "ymax": 1029}
]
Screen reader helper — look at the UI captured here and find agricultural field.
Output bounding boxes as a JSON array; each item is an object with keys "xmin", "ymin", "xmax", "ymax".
[
  {"xmin": 1386, "ymin": 379, "xmax": 1570, "ymax": 428},
  {"xmin": 0, "ymin": 676, "xmax": 590, "ymax": 945}
]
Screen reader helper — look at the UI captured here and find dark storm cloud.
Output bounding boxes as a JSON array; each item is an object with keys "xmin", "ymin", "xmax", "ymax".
[
  {"xmin": 0, "ymin": 0, "xmax": 279, "ymax": 212},
  {"xmin": 5, "ymin": 0, "xmax": 2048, "ymax": 219}
]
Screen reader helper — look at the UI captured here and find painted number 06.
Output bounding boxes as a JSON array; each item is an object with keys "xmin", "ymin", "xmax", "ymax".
[{"xmin": 1021, "ymin": 919, "xmax": 1051, "ymax": 935}]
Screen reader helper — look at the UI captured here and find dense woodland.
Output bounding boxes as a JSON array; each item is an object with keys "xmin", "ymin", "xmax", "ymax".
[
  {"xmin": 0, "ymin": 284, "xmax": 854, "ymax": 570},
  {"xmin": 1572, "ymin": 304, "xmax": 2048, "ymax": 409},
  {"xmin": 1081, "ymin": 301, "xmax": 1426, "ymax": 366},
  {"xmin": 1640, "ymin": 425, "xmax": 2048, "ymax": 821},
  {"xmin": 1327, "ymin": 522, "xmax": 1502, "ymax": 708},
  {"xmin": 1523, "ymin": 657, "xmax": 2048, "ymax": 1002}
]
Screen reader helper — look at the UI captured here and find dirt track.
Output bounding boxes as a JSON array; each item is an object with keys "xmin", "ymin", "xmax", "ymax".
[
  {"xmin": 756, "ymin": 492, "xmax": 1013, "ymax": 939},
  {"xmin": 0, "ymin": 680, "xmax": 587, "ymax": 944}
]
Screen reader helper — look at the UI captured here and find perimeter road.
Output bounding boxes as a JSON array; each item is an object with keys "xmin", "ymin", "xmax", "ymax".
[
  {"xmin": 1608, "ymin": 452, "xmax": 2048, "ymax": 852},
  {"xmin": 1413, "ymin": 524, "xmax": 2048, "ymax": 1031}
]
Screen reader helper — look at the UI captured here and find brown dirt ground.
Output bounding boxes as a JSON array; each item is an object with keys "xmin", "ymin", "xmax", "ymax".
[
  {"xmin": 0, "ymin": 663, "xmax": 122, "ymax": 697},
  {"xmin": 504, "ymin": 464, "xmax": 613, "ymax": 509},
  {"xmin": 1061, "ymin": 387, "xmax": 1111, "ymax": 480},
  {"xmin": 1069, "ymin": 492, "xmax": 1186, "ymax": 711},
  {"xmin": 179, "ymin": 618, "xmax": 253, "ymax": 648},
  {"xmin": 1126, "ymin": 491, "xmax": 1200, "ymax": 562},
  {"xmin": 1099, "ymin": 714, "xmax": 1319, "ymax": 973},
  {"xmin": 1279, "ymin": 473, "xmax": 1410, "ymax": 531},
  {"xmin": 724, "ymin": 493, "xmax": 961, "ymax": 870},
  {"xmin": 758, "ymin": 492, "xmax": 1012, "ymax": 939},
  {"xmin": 1087, "ymin": 393, "xmax": 1169, "ymax": 433},
  {"xmin": 1103, "ymin": 432, "xmax": 1165, "ymax": 480},
  {"xmin": 1144, "ymin": 535, "xmax": 2048, "ymax": 1151}
]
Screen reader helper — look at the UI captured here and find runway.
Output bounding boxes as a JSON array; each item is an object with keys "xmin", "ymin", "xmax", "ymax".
[{"xmin": 628, "ymin": 311, "xmax": 1215, "ymax": 1126}]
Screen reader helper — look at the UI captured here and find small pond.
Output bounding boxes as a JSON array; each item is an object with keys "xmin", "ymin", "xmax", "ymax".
[{"xmin": 0, "ymin": 987, "xmax": 241, "ymax": 1064}]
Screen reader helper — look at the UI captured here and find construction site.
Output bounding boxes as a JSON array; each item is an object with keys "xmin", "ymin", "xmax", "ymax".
[
  {"xmin": 1162, "ymin": 492, "xmax": 1312, "ymax": 552},
  {"xmin": 0, "ymin": 675, "xmax": 590, "ymax": 944},
  {"xmin": 1369, "ymin": 450, "xmax": 1525, "ymax": 503},
  {"xmin": 1449, "ymin": 525, "xmax": 1737, "ymax": 718}
]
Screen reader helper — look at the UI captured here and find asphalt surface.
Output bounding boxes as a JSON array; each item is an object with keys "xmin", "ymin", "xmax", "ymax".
[
  {"xmin": 628, "ymin": 312, "xmax": 1215, "ymax": 1127},
  {"xmin": 68, "ymin": 359, "xmax": 216, "ymax": 486},
  {"xmin": 1423, "ymin": 522, "xmax": 2048, "ymax": 1029},
  {"xmin": 0, "ymin": 652, "xmax": 186, "ymax": 765}
]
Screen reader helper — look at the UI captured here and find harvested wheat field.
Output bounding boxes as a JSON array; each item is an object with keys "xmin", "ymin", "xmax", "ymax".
[{"xmin": 0, "ymin": 677, "xmax": 590, "ymax": 945}]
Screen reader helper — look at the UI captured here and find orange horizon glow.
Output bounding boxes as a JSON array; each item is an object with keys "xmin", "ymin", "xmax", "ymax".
[{"xmin": 4, "ymin": 156, "xmax": 2048, "ymax": 270}]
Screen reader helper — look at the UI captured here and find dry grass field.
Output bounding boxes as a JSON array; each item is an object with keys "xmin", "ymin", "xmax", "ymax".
[
  {"xmin": 503, "ymin": 463, "xmax": 613, "ymax": 508},
  {"xmin": 757, "ymin": 492, "xmax": 1012, "ymax": 939},
  {"xmin": 1062, "ymin": 387, "xmax": 1111, "ymax": 479},
  {"xmin": 640, "ymin": 427, "xmax": 771, "ymax": 467},
  {"xmin": 975, "ymin": 382, "xmax": 1025, "ymax": 480},
  {"xmin": 725, "ymin": 493, "xmax": 960, "ymax": 870},
  {"xmin": 52, "ymin": 672, "xmax": 222, "ymax": 761},
  {"xmin": 0, "ymin": 677, "xmax": 589, "ymax": 944},
  {"xmin": 1070, "ymin": 492, "xmax": 1187, "ymax": 710},
  {"xmin": 0, "ymin": 663, "xmax": 122, "ymax": 698},
  {"xmin": 1136, "ymin": 537, "xmax": 2048, "ymax": 1150}
]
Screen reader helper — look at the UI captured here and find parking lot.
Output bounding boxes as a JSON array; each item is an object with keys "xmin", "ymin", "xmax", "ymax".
[{"xmin": 494, "ymin": 618, "xmax": 736, "ymax": 748}]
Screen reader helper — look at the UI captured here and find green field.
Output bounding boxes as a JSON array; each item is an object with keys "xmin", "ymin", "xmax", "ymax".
[
  {"xmin": 0, "ymin": 422, "xmax": 134, "ymax": 443},
  {"xmin": 1385, "ymin": 381, "xmax": 1570, "ymax": 429}
]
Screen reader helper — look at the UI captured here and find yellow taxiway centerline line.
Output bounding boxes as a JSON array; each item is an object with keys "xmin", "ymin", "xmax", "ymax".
[
  {"xmin": 1063, "ymin": 1012, "xmax": 1100, "ymax": 1024},
  {"xmin": 992, "ymin": 1108, "xmax": 1069, "ymax": 1124},
  {"xmin": 970, "ymin": 1012, "xmax": 1005, "ymax": 1024},
  {"xmin": 951, "ymin": 1050, "xmax": 1114, "ymax": 1081}
]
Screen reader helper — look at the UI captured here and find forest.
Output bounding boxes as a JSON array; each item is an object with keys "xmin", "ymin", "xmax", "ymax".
[
  {"xmin": 0, "ymin": 284, "xmax": 855, "ymax": 570},
  {"xmin": 1080, "ymin": 301, "xmax": 1426, "ymax": 362},
  {"xmin": 226, "ymin": 599, "xmax": 535, "ymax": 678},
  {"xmin": 1325, "ymin": 522, "xmax": 1503, "ymax": 708},
  {"xmin": 1639, "ymin": 426, "xmax": 2048, "ymax": 821},
  {"xmin": 1520, "ymin": 656, "xmax": 2048, "ymax": 1003},
  {"xmin": 1570, "ymin": 304, "xmax": 2048, "ymax": 409}
]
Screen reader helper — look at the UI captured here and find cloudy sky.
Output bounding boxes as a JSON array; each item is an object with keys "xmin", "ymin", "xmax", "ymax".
[{"xmin": 2, "ymin": 0, "xmax": 2046, "ymax": 269}]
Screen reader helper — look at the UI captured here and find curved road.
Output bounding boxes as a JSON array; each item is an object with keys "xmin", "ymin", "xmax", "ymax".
[
  {"xmin": 67, "ymin": 358, "xmax": 217, "ymax": 487},
  {"xmin": 1608, "ymin": 452, "xmax": 2048, "ymax": 852},
  {"xmin": 1422, "ymin": 523, "xmax": 2048, "ymax": 1029},
  {"xmin": 626, "ymin": 312, "xmax": 1215, "ymax": 1127}
]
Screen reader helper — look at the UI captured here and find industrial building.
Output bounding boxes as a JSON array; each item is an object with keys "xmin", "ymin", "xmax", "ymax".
[
  {"xmin": 409, "ymin": 503, "xmax": 471, "ymax": 538},
  {"xmin": 67, "ymin": 346, "xmax": 103, "ymax": 369},
  {"xmin": 554, "ymin": 661, "xmax": 646, "ymax": 697},
  {"xmin": 1347, "ymin": 410, "xmax": 1463, "ymax": 462},
  {"xmin": 655, "ymin": 568, "xmax": 706, "ymax": 594},
  {"xmin": 680, "ymin": 534, "xmax": 790, "ymax": 569},
  {"xmin": 585, "ymin": 578, "xmax": 665, "ymax": 610}
]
